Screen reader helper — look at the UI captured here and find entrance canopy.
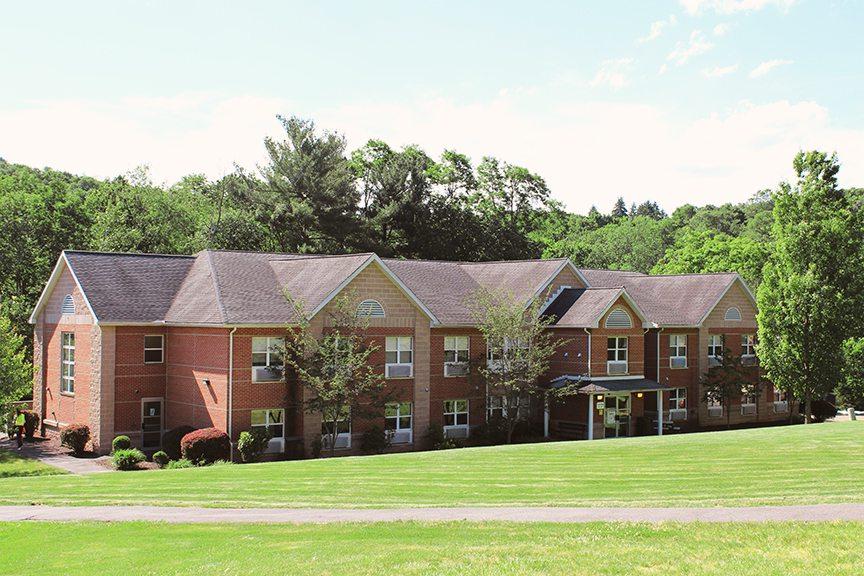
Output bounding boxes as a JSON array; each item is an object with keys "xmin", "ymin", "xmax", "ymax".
[{"xmin": 547, "ymin": 375, "xmax": 671, "ymax": 395}]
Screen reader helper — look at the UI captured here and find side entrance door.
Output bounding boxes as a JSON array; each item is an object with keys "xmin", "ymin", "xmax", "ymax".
[
  {"xmin": 141, "ymin": 398, "xmax": 164, "ymax": 449},
  {"xmin": 603, "ymin": 394, "xmax": 631, "ymax": 438}
]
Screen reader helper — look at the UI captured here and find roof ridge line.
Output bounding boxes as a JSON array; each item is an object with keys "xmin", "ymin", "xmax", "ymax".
[{"xmin": 64, "ymin": 249, "xmax": 195, "ymax": 259}]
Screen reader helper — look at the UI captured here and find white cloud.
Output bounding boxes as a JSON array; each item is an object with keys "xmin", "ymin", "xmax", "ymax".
[
  {"xmin": 749, "ymin": 59, "xmax": 794, "ymax": 78},
  {"xmin": 1, "ymin": 91, "xmax": 863, "ymax": 215},
  {"xmin": 680, "ymin": 0, "xmax": 796, "ymax": 15},
  {"xmin": 638, "ymin": 14, "xmax": 678, "ymax": 43},
  {"xmin": 713, "ymin": 23, "xmax": 730, "ymax": 36},
  {"xmin": 589, "ymin": 58, "xmax": 635, "ymax": 90},
  {"xmin": 667, "ymin": 31, "xmax": 713, "ymax": 66},
  {"xmin": 703, "ymin": 64, "xmax": 738, "ymax": 78}
]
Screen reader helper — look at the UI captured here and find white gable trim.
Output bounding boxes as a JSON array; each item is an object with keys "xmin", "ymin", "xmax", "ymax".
[
  {"xmin": 592, "ymin": 288, "xmax": 652, "ymax": 329},
  {"xmin": 28, "ymin": 252, "xmax": 99, "ymax": 324},
  {"xmin": 529, "ymin": 259, "xmax": 590, "ymax": 311},
  {"xmin": 696, "ymin": 274, "xmax": 757, "ymax": 327},
  {"xmin": 308, "ymin": 254, "xmax": 440, "ymax": 325}
]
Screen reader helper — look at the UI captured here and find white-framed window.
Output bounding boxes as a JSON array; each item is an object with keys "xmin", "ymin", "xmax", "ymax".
[
  {"xmin": 251, "ymin": 408, "xmax": 285, "ymax": 453},
  {"xmin": 385, "ymin": 336, "xmax": 413, "ymax": 378},
  {"xmin": 707, "ymin": 393, "xmax": 723, "ymax": 418},
  {"xmin": 443, "ymin": 399, "xmax": 469, "ymax": 438},
  {"xmin": 669, "ymin": 334, "xmax": 687, "ymax": 368},
  {"xmin": 144, "ymin": 335, "xmax": 164, "ymax": 364},
  {"xmin": 607, "ymin": 337, "xmax": 628, "ymax": 375},
  {"xmin": 356, "ymin": 299, "xmax": 385, "ymax": 318},
  {"xmin": 486, "ymin": 338, "xmax": 528, "ymax": 368},
  {"xmin": 605, "ymin": 308, "xmax": 632, "ymax": 328},
  {"xmin": 322, "ymin": 405, "xmax": 351, "ymax": 449},
  {"xmin": 669, "ymin": 388, "xmax": 687, "ymax": 410},
  {"xmin": 385, "ymin": 402, "xmax": 413, "ymax": 444},
  {"xmin": 61, "ymin": 332, "xmax": 75, "ymax": 394},
  {"xmin": 773, "ymin": 389, "xmax": 789, "ymax": 413},
  {"xmin": 252, "ymin": 337, "xmax": 285, "ymax": 382},
  {"xmin": 487, "ymin": 396, "xmax": 505, "ymax": 420},
  {"xmin": 708, "ymin": 334, "xmax": 723, "ymax": 365},
  {"xmin": 724, "ymin": 307, "xmax": 742, "ymax": 321},
  {"xmin": 444, "ymin": 336, "xmax": 470, "ymax": 376},
  {"xmin": 60, "ymin": 294, "xmax": 75, "ymax": 315},
  {"xmin": 741, "ymin": 390, "xmax": 757, "ymax": 415},
  {"xmin": 741, "ymin": 334, "xmax": 756, "ymax": 356}
]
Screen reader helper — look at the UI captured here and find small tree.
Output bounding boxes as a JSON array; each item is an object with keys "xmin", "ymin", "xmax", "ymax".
[
  {"xmin": 283, "ymin": 291, "xmax": 385, "ymax": 457},
  {"xmin": 701, "ymin": 345, "xmax": 749, "ymax": 429},
  {"xmin": 0, "ymin": 312, "xmax": 31, "ymax": 434},
  {"xmin": 839, "ymin": 338, "xmax": 864, "ymax": 411},
  {"xmin": 469, "ymin": 288, "xmax": 571, "ymax": 444}
]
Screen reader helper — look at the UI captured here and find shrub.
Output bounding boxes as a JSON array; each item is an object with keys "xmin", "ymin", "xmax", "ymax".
[
  {"xmin": 165, "ymin": 458, "xmax": 194, "ymax": 469},
  {"xmin": 803, "ymin": 399, "xmax": 837, "ymax": 423},
  {"xmin": 427, "ymin": 423, "xmax": 456, "ymax": 450},
  {"xmin": 22, "ymin": 410, "xmax": 40, "ymax": 439},
  {"xmin": 180, "ymin": 427, "xmax": 231, "ymax": 465},
  {"xmin": 112, "ymin": 448, "xmax": 145, "ymax": 471},
  {"xmin": 237, "ymin": 429, "xmax": 270, "ymax": 463},
  {"xmin": 309, "ymin": 435, "xmax": 322, "ymax": 459},
  {"xmin": 60, "ymin": 423, "xmax": 90, "ymax": 455},
  {"xmin": 152, "ymin": 450, "xmax": 169, "ymax": 468},
  {"xmin": 360, "ymin": 426, "xmax": 391, "ymax": 454},
  {"xmin": 111, "ymin": 435, "xmax": 132, "ymax": 452},
  {"xmin": 162, "ymin": 425, "xmax": 196, "ymax": 460}
]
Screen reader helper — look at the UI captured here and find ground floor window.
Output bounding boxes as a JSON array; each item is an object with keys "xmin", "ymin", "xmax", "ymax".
[
  {"xmin": 443, "ymin": 399, "xmax": 469, "ymax": 438},
  {"xmin": 669, "ymin": 388, "xmax": 687, "ymax": 410},
  {"xmin": 741, "ymin": 390, "xmax": 757, "ymax": 415},
  {"xmin": 773, "ymin": 389, "xmax": 789, "ymax": 413},
  {"xmin": 487, "ymin": 396, "xmax": 505, "ymax": 420},
  {"xmin": 322, "ymin": 405, "xmax": 351, "ymax": 449},
  {"xmin": 385, "ymin": 402, "xmax": 413, "ymax": 443},
  {"xmin": 251, "ymin": 409, "xmax": 285, "ymax": 453},
  {"xmin": 707, "ymin": 393, "xmax": 723, "ymax": 418},
  {"xmin": 61, "ymin": 332, "xmax": 75, "ymax": 394}
]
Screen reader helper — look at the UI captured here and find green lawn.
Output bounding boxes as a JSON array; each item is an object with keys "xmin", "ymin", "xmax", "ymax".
[
  {"xmin": 1, "ymin": 521, "xmax": 862, "ymax": 575},
  {"xmin": 0, "ymin": 449, "xmax": 66, "ymax": 478},
  {"xmin": 0, "ymin": 422, "xmax": 862, "ymax": 508}
]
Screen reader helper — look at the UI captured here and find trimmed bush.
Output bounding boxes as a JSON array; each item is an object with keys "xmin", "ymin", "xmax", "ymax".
[
  {"xmin": 360, "ymin": 426, "xmax": 391, "ymax": 454},
  {"xmin": 112, "ymin": 448, "xmax": 145, "ymax": 471},
  {"xmin": 180, "ymin": 427, "xmax": 231, "ymax": 465},
  {"xmin": 165, "ymin": 458, "xmax": 194, "ymax": 469},
  {"xmin": 162, "ymin": 425, "xmax": 196, "ymax": 460},
  {"xmin": 22, "ymin": 410, "xmax": 40, "ymax": 439},
  {"xmin": 111, "ymin": 435, "xmax": 132, "ymax": 452},
  {"xmin": 152, "ymin": 451, "xmax": 169, "ymax": 468},
  {"xmin": 237, "ymin": 429, "xmax": 270, "ymax": 463},
  {"xmin": 60, "ymin": 423, "xmax": 90, "ymax": 455}
]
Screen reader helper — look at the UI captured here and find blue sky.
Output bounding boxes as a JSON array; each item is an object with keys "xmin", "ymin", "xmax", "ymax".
[{"xmin": 1, "ymin": 0, "xmax": 862, "ymax": 212}]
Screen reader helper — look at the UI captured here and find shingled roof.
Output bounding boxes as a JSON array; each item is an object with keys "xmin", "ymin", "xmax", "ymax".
[{"xmin": 31, "ymin": 250, "xmax": 752, "ymax": 328}]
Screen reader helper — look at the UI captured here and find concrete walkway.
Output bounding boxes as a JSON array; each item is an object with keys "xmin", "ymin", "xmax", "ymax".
[
  {"xmin": 0, "ymin": 436, "xmax": 109, "ymax": 475},
  {"xmin": 2, "ymin": 504, "xmax": 864, "ymax": 524}
]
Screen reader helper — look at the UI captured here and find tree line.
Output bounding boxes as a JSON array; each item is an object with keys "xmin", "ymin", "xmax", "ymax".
[{"xmin": 1, "ymin": 117, "xmax": 863, "ymax": 414}]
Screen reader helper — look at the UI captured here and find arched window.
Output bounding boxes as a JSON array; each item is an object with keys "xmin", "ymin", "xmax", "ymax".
[
  {"xmin": 605, "ymin": 308, "xmax": 632, "ymax": 328},
  {"xmin": 356, "ymin": 299, "xmax": 385, "ymax": 318},
  {"xmin": 60, "ymin": 294, "xmax": 75, "ymax": 315},
  {"xmin": 724, "ymin": 307, "xmax": 742, "ymax": 321}
]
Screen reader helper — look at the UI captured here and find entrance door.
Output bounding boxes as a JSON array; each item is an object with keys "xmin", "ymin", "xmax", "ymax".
[
  {"xmin": 603, "ymin": 394, "xmax": 631, "ymax": 438},
  {"xmin": 141, "ymin": 398, "xmax": 163, "ymax": 449}
]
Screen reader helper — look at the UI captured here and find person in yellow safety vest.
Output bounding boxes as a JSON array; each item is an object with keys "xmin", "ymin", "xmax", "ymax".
[{"xmin": 14, "ymin": 409, "xmax": 25, "ymax": 450}]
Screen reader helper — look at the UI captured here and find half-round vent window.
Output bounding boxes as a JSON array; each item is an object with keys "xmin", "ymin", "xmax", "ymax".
[
  {"xmin": 605, "ymin": 308, "xmax": 632, "ymax": 328},
  {"xmin": 60, "ymin": 294, "xmax": 75, "ymax": 315},
  {"xmin": 356, "ymin": 299, "xmax": 385, "ymax": 318},
  {"xmin": 724, "ymin": 307, "xmax": 742, "ymax": 321}
]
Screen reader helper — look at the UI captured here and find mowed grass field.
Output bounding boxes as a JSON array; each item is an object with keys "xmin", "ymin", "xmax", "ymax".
[
  {"xmin": 0, "ymin": 422, "xmax": 862, "ymax": 508},
  {"xmin": 0, "ymin": 449, "xmax": 65, "ymax": 478},
  {"xmin": 1, "ymin": 521, "xmax": 862, "ymax": 575}
]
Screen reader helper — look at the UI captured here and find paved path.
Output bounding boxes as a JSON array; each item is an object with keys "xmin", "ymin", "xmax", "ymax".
[
  {"xmin": 2, "ymin": 504, "xmax": 864, "ymax": 524},
  {"xmin": 0, "ymin": 436, "xmax": 109, "ymax": 475}
]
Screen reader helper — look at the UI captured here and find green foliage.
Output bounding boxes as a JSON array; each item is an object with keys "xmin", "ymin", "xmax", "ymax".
[
  {"xmin": 112, "ymin": 448, "xmax": 146, "ymax": 471},
  {"xmin": 757, "ymin": 151, "xmax": 864, "ymax": 421},
  {"xmin": 359, "ymin": 426, "xmax": 391, "ymax": 454},
  {"xmin": 0, "ymin": 313, "xmax": 30, "ymax": 407},
  {"xmin": 152, "ymin": 451, "xmax": 169, "ymax": 468},
  {"xmin": 111, "ymin": 435, "xmax": 132, "ymax": 452},
  {"xmin": 700, "ymin": 345, "xmax": 761, "ymax": 428},
  {"xmin": 165, "ymin": 458, "xmax": 194, "ymax": 469},
  {"xmin": 180, "ymin": 428, "xmax": 231, "ymax": 465},
  {"xmin": 839, "ymin": 338, "xmax": 864, "ymax": 410},
  {"xmin": 426, "ymin": 423, "xmax": 456, "ymax": 450},
  {"xmin": 237, "ymin": 429, "xmax": 271, "ymax": 463},
  {"xmin": 21, "ymin": 410, "xmax": 40, "ymax": 439},
  {"xmin": 60, "ymin": 424, "xmax": 90, "ymax": 455},
  {"xmin": 161, "ymin": 425, "xmax": 196, "ymax": 460}
]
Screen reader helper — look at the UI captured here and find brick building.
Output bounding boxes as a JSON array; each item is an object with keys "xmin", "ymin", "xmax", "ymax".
[{"xmin": 29, "ymin": 250, "xmax": 792, "ymax": 456}]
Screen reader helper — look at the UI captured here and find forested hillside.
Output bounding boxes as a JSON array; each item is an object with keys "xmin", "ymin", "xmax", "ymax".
[{"xmin": 0, "ymin": 116, "xmax": 851, "ymax": 347}]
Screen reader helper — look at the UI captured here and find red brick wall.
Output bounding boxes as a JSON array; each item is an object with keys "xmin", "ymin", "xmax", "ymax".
[
  {"xmin": 655, "ymin": 328, "xmax": 700, "ymax": 426},
  {"xmin": 40, "ymin": 322, "xmax": 93, "ymax": 428},
  {"xmin": 113, "ymin": 326, "xmax": 167, "ymax": 440},
  {"xmin": 428, "ymin": 327, "xmax": 487, "ymax": 430}
]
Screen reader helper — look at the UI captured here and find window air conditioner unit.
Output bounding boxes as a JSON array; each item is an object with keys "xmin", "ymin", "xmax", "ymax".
[
  {"xmin": 708, "ymin": 406, "xmax": 723, "ymax": 418},
  {"xmin": 322, "ymin": 433, "xmax": 351, "ymax": 450},
  {"xmin": 444, "ymin": 362, "xmax": 469, "ymax": 377},
  {"xmin": 386, "ymin": 364, "xmax": 412, "ymax": 378},
  {"xmin": 444, "ymin": 426, "xmax": 469, "ymax": 439},
  {"xmin": 773, "ymin": 401, "xmax": 788, "ymax": 414},
  {"xmin": 669, "ymin": 408, "xmax": 687, "ymax": 421},
  {"xmin": 741, "ymin": 404, "xmax": 756, "ymax": 416},
  {"xmin": 254, "ymin": 367, "xmax": 283, "ymax": 382},
  {"xmin": 670, "ymin": 357, "xmax": 687, "ymax": 369},
  {"xmin": 607, "ymin": 361, "xmax": 628, "ymax": 375},
  {"xmin": 389, "ymin": 429, "xmax": 412, "ymax": 444}
]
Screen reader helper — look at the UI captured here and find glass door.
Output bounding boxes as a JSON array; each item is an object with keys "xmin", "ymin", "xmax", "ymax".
[
  {"xmin": 603, "ymin": 394, "xmax": 631, "ymax": 438},
  {"xmin": 141, "ymin": 398, "xmax": 163, "ymax": 449}
]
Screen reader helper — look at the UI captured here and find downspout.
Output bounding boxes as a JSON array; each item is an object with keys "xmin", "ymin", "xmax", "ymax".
[
  {"xmin": 227, "ymin": 326, "xmax": 237, "ymax": 461},
  {"xmin": 583, "ymin": 328, "xmax": 591, "ymax": 377}
]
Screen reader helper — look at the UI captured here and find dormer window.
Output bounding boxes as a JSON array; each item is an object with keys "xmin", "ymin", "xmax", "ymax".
[
  {"xmin": 605, "ymin": 308, "xmax": 632, "ymax": 328},
  {"xmin": 356, "ymin": 299, "xmax": 385, "ymax": 318},
  {"xmin": 60, "ymin": 294, "xmax": 75, "ymax": 315},
  {"xmin": 724, "ymin": 307, "xmax": 742, "ymax": 321}
]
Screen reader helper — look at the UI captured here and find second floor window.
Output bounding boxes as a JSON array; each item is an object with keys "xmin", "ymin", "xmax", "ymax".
[
  {"xmin": 385, "ymin": 336, "xmax": 413, "ymax": 378},
  {"xmin": 252, "ymin": 337, "xmax": 284, "ymax": 382},
  {"xmin": 444, "ymin": 336, "xmax": 469, "ymax": 376},
  {"xmin": 144, "ymin": 335, "xmax": 164, "ymax": 364},
  {"xmin": 61, "ymin": 332, "xmax": 75, "ymax": 394},
  {"xmin": 669, "ymin": 335, "xmax": 687, "ymax": 368},
  {"xmin": 607, "ymin": 337, "xmax": 628, "ymax": 374},
  {"xmin": 708, "ymin": 335, "xmax": 723, "ymax": 360},
  {"xmin": 741, "ymin": 334, "xmax": 756, "ymax": 357}
]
